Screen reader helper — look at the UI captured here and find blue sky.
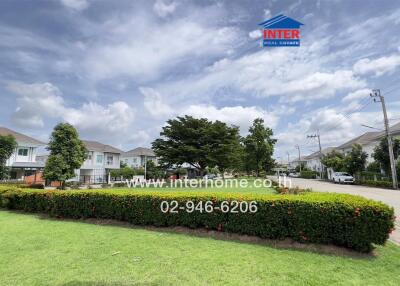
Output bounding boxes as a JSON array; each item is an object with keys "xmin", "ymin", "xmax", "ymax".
[{"xmin": 1, "ymin": 0, "xmax": 400, "ymax": 161}]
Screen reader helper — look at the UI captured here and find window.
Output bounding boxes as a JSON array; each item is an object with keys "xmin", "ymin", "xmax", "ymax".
[
  {"xmin": 96, "ymin": 154, "xmax": 103, "ymax": 164},
  {"xmin": 87, "ymin": 152, "xmax": 92, "ymax": 160},
  {"xmin": 106, "ymin": 155, "xmax": 113, "ymax": 165},
  {"xmin": 133, "ymin": 158, "xmax": 137, "ymax": 163},
  {"xmin": 18, "ymin": 148, "xmax": 28, "ymax": 156}
]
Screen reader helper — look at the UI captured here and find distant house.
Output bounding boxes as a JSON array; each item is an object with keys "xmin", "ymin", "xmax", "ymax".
[
  {"xmin": 121, "ymin": 147, "xmax": 157, "ymax": 168},
  {"xmin": 303, "ymin": 147, "xmax": 336, "ymax": 172},
  {"xmin": 77, "ymin": 140, "xmax": 122, "ymax": 184},
  {"xmin": 38, "ymin": 140, "xmax": 122, "ymax": 184},
  {"xmin": 290, "ymin": 156, "xmax": 308, "ymax": 170},
  {"xmin": 0, "ymin": 127, "xmax": 45, "ymax": 179},
  {"xmin": 337, "ymin": 121, "xmax": 400, "ymax": 164}
]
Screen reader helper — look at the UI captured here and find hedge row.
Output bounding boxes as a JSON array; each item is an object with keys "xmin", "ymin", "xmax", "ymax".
[
  {"xmin": 356, "ymin": 180, "xmax": 394, "ymax": 189},
  {"xmin": 299, "ymin": 171, "xmax": 318, "ymax": 179},
  {"xmin": 0, "ymin": 186, "xmax": 395, "ymax": 252}
]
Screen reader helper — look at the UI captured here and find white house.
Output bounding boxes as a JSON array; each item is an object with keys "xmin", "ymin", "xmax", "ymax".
[
  {"xmin": 0, "ymin": 127, "xmax": 45, "ymax": 179},
  {"xmin": 76, "ymin": 140, "xmax": 122, "ymax": 184},
  {"xmin": 336, "ymin": 121, "xmax": 400, "ymax": 164},
  {"xmin": 121, "ymin": 147, "xmax": 157, "ymax": 168},
  {"xmin": 304, "ymin": 147, "xmax": 336, "ymax": 172}
]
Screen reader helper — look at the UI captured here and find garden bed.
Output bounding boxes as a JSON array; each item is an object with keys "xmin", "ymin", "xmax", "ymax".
[{"xmin": 0, "ymin": 186, "xmax": 395, "ymax": 252}]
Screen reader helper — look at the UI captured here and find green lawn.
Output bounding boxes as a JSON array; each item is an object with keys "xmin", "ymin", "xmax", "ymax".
[{"xmin": 0, "ymin": 210, "xmax": 399, "ymax": 285}]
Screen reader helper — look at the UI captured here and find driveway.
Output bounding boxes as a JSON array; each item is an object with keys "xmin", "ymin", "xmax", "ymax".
[{"xmin": 269, "ymin": 176, "xmax": 400, "ymax": 244}]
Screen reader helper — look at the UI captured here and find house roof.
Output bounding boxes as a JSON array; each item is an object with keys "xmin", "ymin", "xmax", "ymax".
[
  {"xmin": 122, "ymin": 147, "xmax": 155, "ymax": 157},
  {"xmin": 259, "ymin": 14, "xmax": 304, "ymax": 29},
  {"xmin": 0, "ymin": 127, "xmax": 45, "ymax": 146},
  {"xmin": 82, "ymin": 140, "xmax": 122, "ymax": 154},
  {"xmin": 304, "ymin": 147, "xmax": 336, "ymax": 160},
  {"xmin": 336, "ymin": 121, "xmax": 400, "ymax": 150},
  {"xmin": 337, "ymin": 131, "xmax": 381, "ymax": 150}
]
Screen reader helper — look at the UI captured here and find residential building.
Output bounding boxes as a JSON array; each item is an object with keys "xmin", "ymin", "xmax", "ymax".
[
  {"xmin": 289, "ymin": 156, "xmax": 307, "ymax": 170},
  {"xmin": 0, "ymin": 127, "xmax": 45, "ymax": 179},
  {"xmin": 77, "ymin": 140, "xmax": 122, "ymax": 184},
  {"xmin": 303, "ymin": 147, "xmax": 336, "ymax": 172},
  {"xmin": 121, "ymin": 147, "xmax": 157, "ymax": 168},
  {"xmin": 336, "ymin": 121, "xmax": 400, "ymax": 164}
]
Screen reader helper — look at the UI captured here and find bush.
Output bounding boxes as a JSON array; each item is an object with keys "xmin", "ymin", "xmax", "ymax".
[
  {"xmin": 299, "ymin": 171, "xmax": 318, "ymax": 179},
  {"xmin": 356, "ymin": 180, "xmax": 394, "ymax": 189},
  {"xmin": 0, "ymin": 187, "xmax": 394, "ymax": 252}
]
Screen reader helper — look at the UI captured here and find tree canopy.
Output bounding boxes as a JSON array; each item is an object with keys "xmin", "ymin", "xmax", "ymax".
[
  {"xmin": 321, "ymin": 150, "xmax": 346, "ymax": 172},
  {"xmin": 345, "ymin": 144, "xmax": 368, "ymax": 175},
  {"xmin": 44, "ymin": 123, "xmax": 87, "ymax": 186},
  {"xmin": 372, "ymin": 137, "xmax": 400, "ymax": 176},
  {"xmin": 152, "ymin": 115, "xmax": 242, "ymax": 176},
  {"xmin": 0, "ymin": 134, "xmax": 17, "ymax": 179},
  {"xmin": 243, "ymin": 118, "xmax": 277, "ymax": 176}
]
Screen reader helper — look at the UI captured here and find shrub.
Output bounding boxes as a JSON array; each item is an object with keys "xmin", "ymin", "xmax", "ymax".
[
  {"xmin": 299, "ymin": 171, "xmax": 318, "ymax": 179},
  {"xmin": 356, "ymin": 180, "xmax": 394, "ymax": 189},
  {"xmin": 0, "ymin": 187, "xmax": 394, "ymax": 252}
]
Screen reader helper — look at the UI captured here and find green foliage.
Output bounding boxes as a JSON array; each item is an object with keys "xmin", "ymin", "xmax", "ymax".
[
  {"xmin": 366, "ymin": 161, "xmax": 381, "ymax": 173},
  {"xmin": 0, "ymin": 186, "xmax": 394, "ymax": 252},
  {"xmin": 373, "ymin": 137, "xmax": 400, "ymax": 176},
  {"xmin": 345, "ymin": 144, "xmax": 368, "ymax": 175},
  {"xmin": 0, "ymin": 134, "xmax": 18, "ymax": 180},
  {"xmin": 243, "ymin": 118, "xmax": 277, "ymax": 176},
  {"xmin": 299, "ymin": 170, "xmax": 318, "ymax": 179},
  {"xmin": 146, "ymin": 160, "xmax": 164, "ymax": 179},
  {"xmin": 356, "ymin": 180, "xmax": 394, "ymax": 189},
  {"xmin": 321, "ymin": 150, "xmax": 346, "ymax": 171},
  {"xmin": 110, "ymin": 167, "xmax": 136, "ymax": 179},
  {"xmin": 44, "ymin": 123, "xmax": 87, "ymax": 185},
  {"xmin": 152, "ymin": 115, "xmax": 241, "ymax": 175}
]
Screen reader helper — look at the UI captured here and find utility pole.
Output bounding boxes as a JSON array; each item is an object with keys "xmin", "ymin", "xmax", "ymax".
[
  {"xmin": 370, "ymin": 89, "xmax": 398, "ymax": 189},
  {"xmin": 286, "ymin": 152, "xmax": 290, "ymax": 170},
  {"xmin": 295, "ymin": 145, "xmax": 301, "ymax": 172},
  {"xmin": 307, "ymin": 130, "xmax": 323, "ymax": 179}
]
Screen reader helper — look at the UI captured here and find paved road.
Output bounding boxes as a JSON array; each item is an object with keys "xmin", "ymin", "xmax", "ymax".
[{"xmin": 269, "ymin": 176, "xmax": 400, "ymax": 244}]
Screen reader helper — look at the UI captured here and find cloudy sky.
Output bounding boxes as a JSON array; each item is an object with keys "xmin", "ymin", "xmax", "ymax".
[{"xmin": 1, "ymin": 0, "xmax": 400, "ymax": 160}]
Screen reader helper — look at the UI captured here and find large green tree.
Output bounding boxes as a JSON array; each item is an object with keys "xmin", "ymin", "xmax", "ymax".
[
  {"xmin": 345, "ymin": 144, "xmax": 368, "ymax": 176},
  {"xmin": 243, "ymin": 118, "xmax": 276, "ymax": 177},
  {"xmin": 372, "ymin": 137, "xmax": 400, "ymax": 176},
  {"xmin": 0, "ymin": 135, "xmax": 18, "ymax": 180},
  {"xmin": 152, "ymin": 115, "xmax": 241, "ymax": 176},
  {"xmin": 43, "ymin": 123, "xmax": 87, "ymax": 187},
  {"xmin": 321, "ymin": 150, "xmax": 346, "ymax": 172}
]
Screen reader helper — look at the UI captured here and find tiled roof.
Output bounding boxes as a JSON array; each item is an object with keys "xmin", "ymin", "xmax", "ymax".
[
  {"xmin": 0, "ymin": 127, "xmax": 45, "ymax": 146},
  {"xmin": 122, "ymin": 147, "xmax": 155, "ymax": 157},
  {"xmin": 82, "ymin": 140, "xmax": 122, "ymax": 154}
]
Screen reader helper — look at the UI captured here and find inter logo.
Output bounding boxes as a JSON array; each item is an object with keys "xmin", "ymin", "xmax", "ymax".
[{"xmin": 259, "ymin": 14, "xmax": 304, "ymax": 47}]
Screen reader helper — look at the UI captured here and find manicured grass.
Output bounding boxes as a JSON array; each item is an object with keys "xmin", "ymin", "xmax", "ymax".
[{"xmin": 0, "ymin": 210, "xmax": 399, "ymax": 285}]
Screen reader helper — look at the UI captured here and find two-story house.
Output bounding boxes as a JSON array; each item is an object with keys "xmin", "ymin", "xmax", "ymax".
[
  {"xmin": 77, "ymin": 140, "xmax": 122, "ymax": 184},
  {"xmin": 0, "ymin": 127, "xmax": 45, "ymax": 179},
  {"xmin": 121, "ymin": 147, "xmax": 157, "ymax": 168}
]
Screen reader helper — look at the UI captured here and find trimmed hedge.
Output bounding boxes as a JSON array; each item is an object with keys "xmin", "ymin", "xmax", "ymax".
[
  {"xmin": 0, "ymin": 186, "xmax": 395, "ymax": 252},
  {"xmin": 356, "ymin": 180, "xmax": 394, "ymax": 189},
  {"xmin": 299, "ymin": 171, "xmax": 318, "ymax": 179}
]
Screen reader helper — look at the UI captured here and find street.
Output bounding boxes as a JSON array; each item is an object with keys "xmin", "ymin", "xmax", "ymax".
[{"xmin": 270, "ymin": 176, "xmax": 400, "ymax": 244}]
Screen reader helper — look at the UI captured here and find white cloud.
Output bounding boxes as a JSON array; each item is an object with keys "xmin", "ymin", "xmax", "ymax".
[
  {"xmin": 140, "ymin": 87, "xmax": 173, "ymax": 118},
  {"xmin": 7, "ymin": 81, "xmax": 135, "ymax": 141},
  {"xmin": 184, "ymin": 105, "xmax": 279, "ymax": 133},
  {"xmin": 263, "ymin": 9, "xmax": 272, "ymax": 19},
  {"xmin": 353, "ymin": 54, "xmax": 400, "ymax": 76},
  {"xmin": 60, "ymin": 0, "xmax": 90, "ymax": 11},
  {"xmin": 342, "ymin": 88, "xmax": 371, "ymax": 102},
  {"xmin": 249, "ymin": 29, "xmax": 262, "ymax": 39},
  {"xmin": 83, "ymin": 17, "xmax": 241, "ymax": 81},
  {"xmin": 153, "ymin": 0, "xmax": 177, "ymax": 17}
]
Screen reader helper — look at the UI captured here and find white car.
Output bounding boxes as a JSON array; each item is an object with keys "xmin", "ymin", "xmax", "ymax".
[
  {"xmin": 288, "ymin": 172, "xmax": 299, "ymax": 178},
  {"xmin": 332, "ymin": 172, "xmax": 355, "ymax": 184}
]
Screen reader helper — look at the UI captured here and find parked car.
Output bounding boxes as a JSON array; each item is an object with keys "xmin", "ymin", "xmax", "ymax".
[
  {"xmin": 203, "ymin": 174, "xmax": 217, "ymax": 179},
  {"xmin": 332, "ymin": 172, "xmax": 354, "ymax": 184},
  {"xmin": 288, "ymin": 172, "xmax": 299, "ymax": 178}
]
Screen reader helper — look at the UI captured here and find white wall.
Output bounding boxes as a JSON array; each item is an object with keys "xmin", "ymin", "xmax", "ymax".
[{"xmin": 6, "ymin": 145, "xmax": 38, "ymax": 166}]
